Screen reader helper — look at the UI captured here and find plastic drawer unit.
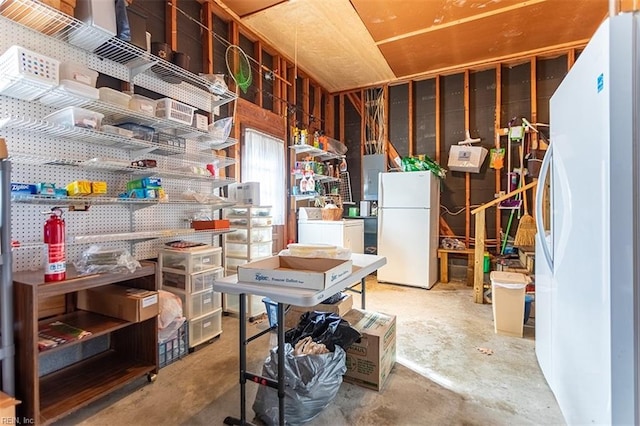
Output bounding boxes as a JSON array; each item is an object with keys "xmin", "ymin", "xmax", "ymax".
[
  {"xmin": 159, "ymin": 267, "xmax": 222, "ymax": 294},
  {"xmin": 159, "ymin": 247, "xmax": 222, "ymax": 274},
  {"xmin": 189, "ymin": 310, "xmax": 223, "ymax": 347}
]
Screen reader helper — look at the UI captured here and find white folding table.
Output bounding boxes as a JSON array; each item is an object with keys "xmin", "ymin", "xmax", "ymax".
[{"xmin": 213, "ymin": 254, "xmax": 386, "ymax": 426}]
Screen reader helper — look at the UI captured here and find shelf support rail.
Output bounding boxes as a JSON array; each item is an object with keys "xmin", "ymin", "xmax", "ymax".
[{"xmin": 0, "ymin": 156, "xmax": 15, "ymax": 395}]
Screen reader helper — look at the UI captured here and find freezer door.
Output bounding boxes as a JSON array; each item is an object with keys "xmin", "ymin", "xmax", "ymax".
[
  {"xmin": 377, "ymin": 208, "xmax": 436, "ymax": 288},
  {"xmin": 379, "ymin": 172, "xmax": 434, "ymax": 208}
]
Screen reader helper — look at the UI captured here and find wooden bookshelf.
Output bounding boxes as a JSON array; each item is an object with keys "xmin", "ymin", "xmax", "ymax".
[{"xmin": 13, "ymin": 262, "xmax": 159, "ymax": 425}]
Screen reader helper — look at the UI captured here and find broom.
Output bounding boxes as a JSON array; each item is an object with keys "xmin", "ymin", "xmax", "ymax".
[{"xmin": 514, "ymin": 145, "xmax": 536, "ymax": 247}]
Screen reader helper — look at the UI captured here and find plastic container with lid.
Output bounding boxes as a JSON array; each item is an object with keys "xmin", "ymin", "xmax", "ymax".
[
  {"xmin": 39, "ymin": 80, "xmax": 99, "ymax": 108},
  {"xmin": 129, "ymin": 94, "xmax": 156, "ymax": 117},
  {"xmin": 59, "ymin": 62, "xmax": 98, "ymax": 87},
  {"xmin": 44, "ymin": 106, "xmax": 104, "ymax": 130},
  {"xmin": 287, "ymin": 243, "xmax": 338, "ymax": 258},
  {"xmin": 98, "ymin": 87, "xmax": 131, "ymax": 108}
]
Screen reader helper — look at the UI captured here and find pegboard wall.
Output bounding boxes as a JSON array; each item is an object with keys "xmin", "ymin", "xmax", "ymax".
[{"xmin": 0, "ymin": 17, "xmax": 234, "ymax": 272}]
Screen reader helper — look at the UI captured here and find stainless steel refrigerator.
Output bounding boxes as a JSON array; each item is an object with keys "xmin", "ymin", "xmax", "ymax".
[
  {"xmin": 535, "ymin": 11, "xmax": 639, "ymax": 425},
  {"xmin": 377, "ymin": 171, "xmax": 439, "ymax": 288}
]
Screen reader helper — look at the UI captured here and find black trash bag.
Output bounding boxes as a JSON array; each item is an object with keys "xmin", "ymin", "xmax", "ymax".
[
  {"xmin": 285, "ymin": 311, "xmax": 361, "ymax": 352},
  {"xmin": 252, "ymin": 343, "xmax": 347, "ymax": 426},
  {"xmin": 320, "ymin": 292, "xmax": 345, "ymax": 305}
]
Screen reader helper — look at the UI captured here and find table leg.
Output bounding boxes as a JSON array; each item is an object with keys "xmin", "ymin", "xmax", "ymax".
[
  {"xmin": 361, "ymin": 277, "xmax": 366, "ymax": 309},
  {"xmin": 224, "ymin": 293, "xmax": 248, "ymax": 426},
  {"xmin": 277, "ymin": 302, "xmax": 286, "ymax": 426}
]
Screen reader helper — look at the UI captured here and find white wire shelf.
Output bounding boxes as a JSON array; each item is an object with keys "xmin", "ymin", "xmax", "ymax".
[
  {"xmin": 11, "ymin": 228, "xmax": 237, "ymax": 249},
  {"xmin": 289, "ymin": 144, "xmax": 344, "ymax": 161},
  {"xmin": 11, "ymin": 194, "xmax": 237, "ymax": 209},
  {"xmin": 0, "ymin": 115, "xmax": 238, "ymax": 160},
  {"xmin": 292, "ymin": 172, "xmax": 340, "ymax": 183},
  {"xmin": 8, "ymin": 151, "xmax": 236, "ymax": 186},
  {"xmin": 0, "ymin": 0, "xmax": 237, "ymax": 111},
  {"xmin": 291, "ymin": 194, "xmax": 318, "ymax": 201}
]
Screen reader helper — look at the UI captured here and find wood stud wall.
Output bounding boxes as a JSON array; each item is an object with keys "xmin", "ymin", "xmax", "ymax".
[{"xmin": 189, "ymin": 0, "xmax": 576, "ymax": 249}]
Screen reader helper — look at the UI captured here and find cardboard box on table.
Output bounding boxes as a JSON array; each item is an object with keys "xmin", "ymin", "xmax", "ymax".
[
  {"xmin": 342, "ymin": 308, "xmax": 396, "ymax": 391},
  {"xmin": 237, "ymin": 255, "xmax": 352, "ymax": 291},
  {"xmin": 77, "ymin": 285, "xmax": 159, "ymax": 322},
  {"xmin": 284, "ymin": 293, "xmax": 354, "ymax": 329}
]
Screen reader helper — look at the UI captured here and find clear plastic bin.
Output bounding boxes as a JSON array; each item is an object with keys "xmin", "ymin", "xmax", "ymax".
[
  {"xmin": 160, "ymin": 247, "xmax": 222, "ymax": 273},
  {"xmin": 156, "ymin": 98, "xmax": 196, "ymax": 126},
  {"xmin": 225, "ymin": 241, "xmax": 272, "ymax": 259},
  {"xmin": 160, "ymin": 267, "xmax": 221, "ymax": 293},
  {"xmin": 101, "ymin": 124, "xmax": 134, "ymax": 138},
  {"xmin": 129, "ymin": 94, "xmax": 156, "ymax": 116},
  {"xmin": 225, "ymin": 227, "xmax": 271, "ymax": 243},
  {"xmin": 115, "ymin": 123, "xmax": 154, "ymax": 141},
  {"xmin": 59, "ymin": 62, "xmax": 98, "ymax": 87},
  {"xmin": 98, "ymin": 87, "xmax": 131, "ymax": 108},
  {"xmin": 188, "ymin": 289, "xmax": 220, "ymax": 318},
  {"xmin": 225, "ymin": 257, "xmax": 247, "ymax": 271},
  {"xmin": 44, "ymin": 106, "xmax": 103, "ymax": 130},
  {"xmin": 189, "ymin": 310, "xmax": 222, "ymax": 346},
  {"xmin": 39, "ymin": 80, "xmax": 99, "ymax": 108}
]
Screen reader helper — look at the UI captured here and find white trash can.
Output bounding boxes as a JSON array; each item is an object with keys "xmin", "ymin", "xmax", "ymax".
[{"xmin": 490, "ymin": 271, "xmax": 529, "ymax": 337}]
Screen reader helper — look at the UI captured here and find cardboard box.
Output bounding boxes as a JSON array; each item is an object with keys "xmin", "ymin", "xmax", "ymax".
[
  {"xmin": 0, "ymin": 392, "xmax": 19, "ymax": 422},
  {"xmin": 191, "ymin": 219, "xmax": 229, "ymax": 230},
  {"xmin": 77, "ymin": 285, "xmax": 159, "ymax": 323},
  {"xmin": 342, "ymin": 308, "xmax": 396, "ymax": 391},
  {"xmin": 237, "ymin": 256, "xmax": 352, "ymax": 290},
  {"xmin": 284, "ymin": 292, "xmax": 353, "ymax": 328}
]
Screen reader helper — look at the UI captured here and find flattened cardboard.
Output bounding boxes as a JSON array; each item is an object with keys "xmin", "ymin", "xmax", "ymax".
[
  {"xmin": 77, "ymin": 285, "xmax": 158, "ymax": 323},
  {"xmin": 237, "ymin": 255, "xmax": 352, "ymax": 290}
]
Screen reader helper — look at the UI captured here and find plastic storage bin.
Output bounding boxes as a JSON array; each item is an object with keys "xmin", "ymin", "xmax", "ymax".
[
  {"xmin": 189, "ymin": 289, "xmax": 220, "ymax": 318},
  {"xmin": 262, "ymin": 298, "xmax": 278, "ymax": 328},
  {"xmin": 44, "ymin": 106, "xmax": 103, "ymax": 130},
  {"xmin": 189, "ymin": 310, "xmax": 222, "ymax": 346},
  {"xmin": 156, "ymin": 98, "xmax": 196, "ymax": 126},
  {"xmin": 225, "ymin": 227, "xmax": 271, "ymax": 243},
  {"xmin": 59, "ymin": 62, "xmax": 98, "ymax": 87},
  {"xmin": 39, "ymin": 80, "xmax": 99, "ymax": 108},
  {"xmin": 225, "ymin": 241, "xmax": 272, "ymax": 259},
  {"xmin": 115, "ymin": 123, "xmax": 155, "ymax": 141},
  {"xmin": 490, "ymin": 271, "xmax": 529, "ymax": 337},
  {"xmin": 159, "ymin": 247, "xmax": 222, "ymax": 273},
  {"xmin": 98, "ymin": 87, "xmax": 131, "ymax": 108},
  {"xmin": 129, "ymin": 94, "xmax": 156, "ymax": 116},
  {"xmin": 160, "ymin": 267, "xmax": 221, "ymax": 293},
  {"xmin": 0, "ymin": 45, "xmax": 59, "ymax": 101},
  {"xmin": 158, "ymin": 320, "xmax": 188, "ymax": 368}
]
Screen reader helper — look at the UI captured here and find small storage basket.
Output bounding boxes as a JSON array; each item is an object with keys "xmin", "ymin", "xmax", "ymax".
[
  {"xmin": 158, "ymin": 321, "xmax": 188, "ymax": 368},
  {"xmin": 321, "ymin": 207, "xmax": 343, "ymax": 221},
  {"xmin": 156, "ymin": 98, "xmax": 196, "ymax": 125}
]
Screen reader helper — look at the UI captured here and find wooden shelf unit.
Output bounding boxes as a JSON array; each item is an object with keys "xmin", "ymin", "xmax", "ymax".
[{"xmin": 13, "ymin": 261, "xmax": 158, "ymax": 425}]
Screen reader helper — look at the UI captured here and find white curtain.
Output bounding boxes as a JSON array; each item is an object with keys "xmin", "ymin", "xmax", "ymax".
[{"xmin": 241, "ymin": 128, "xmax": 285, "ymax": 225}]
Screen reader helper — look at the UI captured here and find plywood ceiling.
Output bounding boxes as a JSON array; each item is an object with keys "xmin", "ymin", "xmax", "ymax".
[{"xmin": 218, "ymin": 0, "xmax": 610, "ymax": 93}]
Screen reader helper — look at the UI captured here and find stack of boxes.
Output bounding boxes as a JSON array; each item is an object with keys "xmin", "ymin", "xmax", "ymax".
[{"xmin": 158, "ymin": 246, "xmax": 224, "ymax": 349}]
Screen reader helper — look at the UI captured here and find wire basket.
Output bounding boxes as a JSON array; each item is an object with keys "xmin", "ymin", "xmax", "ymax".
[
  {"xmin": 159, "ymin": 321, "xmax": 189, "ymax": 368},
  {"xmin": 321, "ymin": 207, "xmax": 343, "ymax": 221},
  {"xmin": 156, "ymin": 97, "xmax": 196, "ymax": 126}
]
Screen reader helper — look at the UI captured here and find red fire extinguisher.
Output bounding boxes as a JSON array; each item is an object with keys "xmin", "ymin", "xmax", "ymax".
[{"xmin": 44, "ymin": 207, "xmax": 66, "ymax": 282}]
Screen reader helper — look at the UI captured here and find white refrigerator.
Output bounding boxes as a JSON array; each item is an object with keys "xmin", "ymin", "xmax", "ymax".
[
  {"xmin": 535, "ymin": 12, "xmax": 639, "ymax": 425},
  {"xmin": 377, "ymin": 171, "xmax": 439, "ymax": 288}
]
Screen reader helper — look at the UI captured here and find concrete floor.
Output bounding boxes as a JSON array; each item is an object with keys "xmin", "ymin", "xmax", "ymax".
[{"xmin": 56, "ymin": 278, "xmax": 565, "ymax": 426}]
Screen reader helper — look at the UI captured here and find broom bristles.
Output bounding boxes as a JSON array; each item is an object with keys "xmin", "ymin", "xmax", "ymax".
[{"xmin": 514, "ymin": 214, "xmax": 537, "ymax": 247}]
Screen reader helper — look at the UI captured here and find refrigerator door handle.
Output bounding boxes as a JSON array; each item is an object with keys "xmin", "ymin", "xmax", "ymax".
[{"xmin": 535, "ymin": 143, "xmax": 553, "ymax": 270}]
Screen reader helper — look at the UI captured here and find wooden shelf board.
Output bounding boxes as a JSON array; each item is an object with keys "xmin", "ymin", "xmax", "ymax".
[
  {"xmin": 38, "ymin": 311, "xmax": 130, "ymax": 357},
  {"xmin": 13, "ymin": 262, "xmax": 156, "ymax": 299},
  {"xmin": 39, "ymin": 350, "xmax": 154, "ymax": 424}
]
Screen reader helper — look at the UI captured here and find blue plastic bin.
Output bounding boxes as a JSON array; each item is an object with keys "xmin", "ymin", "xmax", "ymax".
[
  {"xmin": 262, "ymin": 297, "xmax": 278, "ymax": 328},
  {"xmin": 524, "ymin": 294, "xmax": 534, "ymax": 324}
]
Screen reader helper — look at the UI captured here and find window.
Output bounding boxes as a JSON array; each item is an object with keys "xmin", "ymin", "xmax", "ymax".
[{"xmin": 241, "ymin": 128, "xmax": 285, "ymax": 225}]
